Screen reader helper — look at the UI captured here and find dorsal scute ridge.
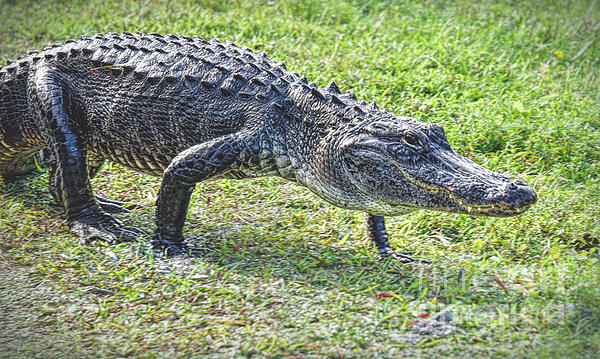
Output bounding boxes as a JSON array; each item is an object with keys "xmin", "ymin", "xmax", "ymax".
[
  {"xmin": 310, "ymin": 87, "xmax": 325, "ymax": 100},
  {"xmin": 325, "ymin": 81, "xmax": 341, "ymax": 94},
  {"xmin": 6, "ymin": 32, "xmax": 383, "ymax": 122},
  {"xmin": 331, "ymin": 94, "xmax": 345, "ymax": 106},
  {"xmin": 233, "ymin": 73, "xmax": 246, "ymax": 81}
]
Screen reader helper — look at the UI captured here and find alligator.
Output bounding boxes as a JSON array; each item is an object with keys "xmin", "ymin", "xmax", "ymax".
[{"xmin": 0, "ymin": 33, "xmax": 537, "ymax": 261}]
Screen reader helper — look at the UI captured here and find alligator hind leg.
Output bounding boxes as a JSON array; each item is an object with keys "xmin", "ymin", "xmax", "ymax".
[
  {"xmin": 33, "ymin": 68, "xmax": 144, "ymax": 243},
  {"xmin": 366, "ymin": 214, "xmax": 430, "ymax": 263},
  {"xmin": 153, "ymin": 134, "xmax": 244, "ymax": 255},
  {"xmin": 46, "ymin": 151, "xmax": 140, "ymax": 214},
  {"xmin": 48, "ymin": 164, "xmax": 140, "ymax": 215}
]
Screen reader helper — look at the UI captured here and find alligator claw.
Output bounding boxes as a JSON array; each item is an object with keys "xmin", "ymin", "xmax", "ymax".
[
  {"xmin": 379, "ymin": 248, "xmax": 431, "ymax": 264},
  {"xmin": 70, "ymin": 212, "xmax": 147, "ymax": 244},
  {"xmin": 95, "ymin": 194, "xmax": 143, "ymax": 213},
  {"xmin": 152, "ymin": 234, "xmax": 205, "ymax": 257}
]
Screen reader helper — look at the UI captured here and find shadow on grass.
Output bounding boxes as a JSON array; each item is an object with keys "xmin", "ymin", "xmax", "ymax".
[
  {"xmin": 153, "ymin": 227, "xmax": 435, "ymax": 295},
  {"xmin": 1, "ymin": 168, "xmax": 441, "ymax": 295}
]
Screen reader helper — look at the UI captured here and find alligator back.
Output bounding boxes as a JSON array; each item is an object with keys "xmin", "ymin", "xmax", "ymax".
[{"xmin": 0, "ymin": 33, "xmax": 317, "ymax": 176}]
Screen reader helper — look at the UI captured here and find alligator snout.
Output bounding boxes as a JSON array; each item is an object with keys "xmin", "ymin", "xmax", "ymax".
[
  {"xmin": 500, "ymin": 180, "xmax": 537, "ymax": 209},
  {"xmin": 457, "ymin": 179, "xmax": 537, "ymax": 217}
]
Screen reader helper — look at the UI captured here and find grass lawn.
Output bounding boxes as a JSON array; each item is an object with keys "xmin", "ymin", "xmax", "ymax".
[{"xmin": 1, "ymin": 0, "xmax": 599, "ymax": 357}]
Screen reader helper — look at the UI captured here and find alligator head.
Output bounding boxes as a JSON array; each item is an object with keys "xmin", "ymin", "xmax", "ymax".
[{"xmin": 328, "ymin": 115, "xmax": 537, "ymax": 217}]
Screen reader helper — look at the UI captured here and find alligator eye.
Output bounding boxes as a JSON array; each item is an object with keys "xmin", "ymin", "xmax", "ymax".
[{"xmin": 403, "ymin": 132, "xmax": 423, "ymax": 149}]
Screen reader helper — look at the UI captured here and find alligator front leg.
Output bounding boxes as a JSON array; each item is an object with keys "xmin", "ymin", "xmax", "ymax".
[
  {"xmin": 365, "ymin": 214, "xmax": 430, "ymax": 263},
  {"xmin": 33, "ymin": 68, "xmax": 144, "ymax": 243},
  {"xmin": 153, "ymin": 134, "xmax": 244, "ymax": 255}
]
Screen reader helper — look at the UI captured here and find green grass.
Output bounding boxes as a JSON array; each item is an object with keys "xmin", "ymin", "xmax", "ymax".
[{"xmin": 1, "ymin": 0, "xmax": 599, "ymax": 357}]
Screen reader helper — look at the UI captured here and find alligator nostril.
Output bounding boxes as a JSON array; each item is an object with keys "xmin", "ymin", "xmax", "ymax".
[
  {"xmin": 518, "ymin": 186, "xmax": 537, "ymax": 207},
  {"xmin": 503, "ymin": 180, "xmax": 537, "ymax": 208}
]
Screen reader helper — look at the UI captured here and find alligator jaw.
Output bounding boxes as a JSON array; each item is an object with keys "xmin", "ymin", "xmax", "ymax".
[{"xmin": 393, "ymin": 165, "xmax": 534, "ymax": 217}]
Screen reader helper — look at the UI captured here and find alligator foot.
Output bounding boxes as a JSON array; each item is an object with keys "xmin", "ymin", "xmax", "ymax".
[
  {"xmin": 70, "ymin": 211, "xmax": 147, "ymax": 244},
  {"xmin": 366, "ymin": 214, "xmax": 431, "ymax": 264},
  {"xmin": 151, "ymin": 234, "xmax": 205, "ymax": 257},
  {"xmin": 379, "ymin": 248, "xmax": 431, "ymax": 264},
  {"xmin": 95, "ymin": 194, "xmax": 143, "ymax": 213}
]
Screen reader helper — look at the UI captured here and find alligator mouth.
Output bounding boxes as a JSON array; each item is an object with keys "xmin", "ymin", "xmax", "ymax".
[
  {"xmin": 344, "ymin": 146, "xmax": 532, "ymax": 217},
  {"xmin": 391, "ymin": 162, "xmax": 532, "ymax": 215}
]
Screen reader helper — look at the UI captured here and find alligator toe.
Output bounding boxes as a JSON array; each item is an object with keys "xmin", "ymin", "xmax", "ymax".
[
  {"xmin": 379, "ymin": 248, "xmax": 431, "ymax": 264},
  {"xmin": 95, "ymin": 194, "xmax": 143, "ymax": 214},
  {"xmin": 69, "ymin": 212, "xmax": 146, "ymax": 244},
  {"xmin": 152, "ymin": 234, "xmax": 205, "ymax": 257}
]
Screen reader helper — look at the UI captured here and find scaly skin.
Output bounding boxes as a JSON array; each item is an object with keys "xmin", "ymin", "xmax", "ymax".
[{"xmin": 0, "ymin": 33, "xmax": 537, "ymax": 261}]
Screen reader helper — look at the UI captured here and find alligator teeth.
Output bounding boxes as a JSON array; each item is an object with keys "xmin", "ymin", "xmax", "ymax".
[{"xmin": 467, "ymin": 206, "xmax": 472, "ymax": 213}]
